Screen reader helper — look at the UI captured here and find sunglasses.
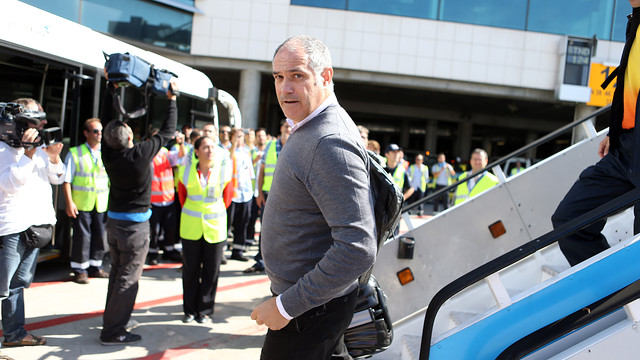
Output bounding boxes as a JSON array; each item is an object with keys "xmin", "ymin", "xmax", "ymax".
[{"xmin": 89, "ymin": 129, "xmax": 102, "ymax": 134}]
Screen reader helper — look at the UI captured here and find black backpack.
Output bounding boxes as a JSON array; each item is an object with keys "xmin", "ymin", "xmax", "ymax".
[{"xmin": 344, "ymin": 150, "xmax": 403, "ymax": 358}]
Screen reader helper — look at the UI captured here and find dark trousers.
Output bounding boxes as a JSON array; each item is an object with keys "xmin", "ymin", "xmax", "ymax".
[
  {"xmin": 228, "ymin": 200, "xmax": 252, "ymax": 255},
  {"xmin": 253, "ymin": 193, "xmax": 268, "ymax": 269},
  {"xmin": 247, "ymin": 197, "xmax": 261, "ymax": 240},
  {"xmin": 149, "ymin": 203, "xmax": 178, "ymax": 253},
  {"xmin": 261, "ymin": 287, "xmax": 358, "ymax": 360},
  {"xmin": 101, "ymin": 218, "xmax": 149, "ymax": 339},
  {"xmin": 70, "ymin": 209, "xmax": 107, "ymax": 274},
  {"xmin": 433, "ymin": 184, "xmax": 449, "ymax": 211},
  {"xmin": 407, "ymin": 188, "xmax": 424, "ymax": 213},
  {"xmin": 182, "ymin": 238, "xmax": 224, "ymax": 316},
  {"xmin": 552, "ymin": 131, "xmax": 640, "ymax": 266}
]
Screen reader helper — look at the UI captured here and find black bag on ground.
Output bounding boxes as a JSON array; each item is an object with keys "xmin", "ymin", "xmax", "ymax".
[
  {"xmin": 23, "ymin": 224, "xmax": 53, "ymax": 249},
  {"xmin": 344, "ymin": 150, "xmax": 403, "ymax": 358}
]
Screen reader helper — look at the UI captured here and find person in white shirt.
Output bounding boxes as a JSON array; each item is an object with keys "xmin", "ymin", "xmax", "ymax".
[
  {"xmin": 0, "ymin": 100, "xmax": 64, "ymax": 348},
  {"xmin": 431, "ymin": 153, "xmax": 456, "ymax": 212},
  {"xmin": 227, "ymin": 128, "xmax": 255, "ymax": 261}
]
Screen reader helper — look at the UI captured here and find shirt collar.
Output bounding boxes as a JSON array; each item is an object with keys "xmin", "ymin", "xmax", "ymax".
[{"xmin": 286, "ymin": 93, "xmax": 338, "ymax": 133}]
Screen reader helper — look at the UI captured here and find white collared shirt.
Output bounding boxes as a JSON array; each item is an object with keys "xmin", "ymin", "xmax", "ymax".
[{"xmin": 286, "ymin": 93, "xmax": 338, "ymax": 133}]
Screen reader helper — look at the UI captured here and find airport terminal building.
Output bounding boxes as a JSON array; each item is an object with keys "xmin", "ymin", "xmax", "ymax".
[{"xmin": 18, "ymin": 0, "xmax": 631, "ymax": 161}]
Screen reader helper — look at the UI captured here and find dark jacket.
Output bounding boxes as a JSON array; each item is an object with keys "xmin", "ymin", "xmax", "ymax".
[{"xmin": 100, "ymin": 90, "xmax": 177, "ymax": 213}]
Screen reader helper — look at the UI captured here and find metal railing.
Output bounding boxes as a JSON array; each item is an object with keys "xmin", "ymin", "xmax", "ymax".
[
  {"xmin": 419, "ymin": 186, "xmax": 640, "ymax": 360},
  {"xmin": 402, "ymin": 105, "xmax": 611, "ymax": 217}
]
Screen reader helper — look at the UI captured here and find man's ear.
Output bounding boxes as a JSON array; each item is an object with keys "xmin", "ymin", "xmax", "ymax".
[{"xmin": 321, "ymin": 67, "xmax": 333, "ymax": 85}]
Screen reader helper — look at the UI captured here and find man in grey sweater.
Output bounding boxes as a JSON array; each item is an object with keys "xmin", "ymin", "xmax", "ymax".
[{"xmin": 250, "ymin": 35, "xmax": 377, "ymax": 359}]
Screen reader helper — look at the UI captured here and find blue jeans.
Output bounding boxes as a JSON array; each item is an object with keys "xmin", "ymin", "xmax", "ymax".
[{"xmin": 0, "ymin": 231, "xmax": 39, "ymax": 342}]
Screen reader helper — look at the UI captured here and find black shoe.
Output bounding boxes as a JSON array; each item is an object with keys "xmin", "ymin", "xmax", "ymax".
[
  {"xmin": 100, "ymin": 332, "xmax": 141, "ymax": 346},
  {"xmin": 243, "ymin": 265, "xmax": 265, "ymax": 273},
  {"xmin": 162, "ymin": 250, "xmax": 182, "ymax": 262},
  {"xmin": 147, "ymin": 253, "xmax": 158, "ymax": 266},
  {"xmin": 182, "ymin": 314, "xmax": 195, "ymax": 323},
  {"xmin": 73, "ymin": 272, "xmax": 90, "ymax": 284},
  {"xmin": 195, "ymin": 314, "xmax": 210, "ymax": 324},
  {"xmin": 229, "ymin": 253, "xmax": 249, "ymax": 262}
]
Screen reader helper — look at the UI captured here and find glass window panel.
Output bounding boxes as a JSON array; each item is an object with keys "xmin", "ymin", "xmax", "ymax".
[
  {"xmin": 20, "ymin": 0, "xmax": 80, "ymax": 22},
  {"xmin": 527, "ymin": 0, "xmax": 614, "ymax": 39},
  {"xmin": 348, "ymin": 0, "xmax": 438, "ymax": 20},
  {"xmin": 82, "ymin": 0, "xmax": 192, "ymax": 52},
  {"xmin": 291, "ymin": 0, "xmax": 346, "ymax": 10},
  {"xmin": 612, "ymin": 0, "xmax": 633, "ymax": 42},
  {"xmin": 439, "ymin": 0, "xmax": 527, "ymax": 30}
]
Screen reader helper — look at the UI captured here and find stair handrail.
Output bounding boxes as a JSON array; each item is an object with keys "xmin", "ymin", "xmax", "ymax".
[
  {"xmin": 418, "ymin": 186, "xmax": 640, "ymax": 360},
  {"xmin": 403, "ymin": 105, "xmax": 611, "ymax": 214}
]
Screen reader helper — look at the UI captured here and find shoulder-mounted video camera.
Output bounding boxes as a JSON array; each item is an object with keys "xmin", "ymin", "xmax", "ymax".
[
  {"xmin": 104, "ymin": 52, "xmax": 179, "ymax": 119},
  {"xmin": 0, "ymin": 102, "xmax": 62, "ymax": 148}
]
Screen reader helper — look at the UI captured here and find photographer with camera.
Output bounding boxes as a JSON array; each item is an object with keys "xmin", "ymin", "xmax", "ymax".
[
  {"xmin": 0, "ymin": 99, "xmax": 64, "ymax": 350},
  {"xmin": 99, "ymin": 72, "xmax": 178, "ymax": 345}
]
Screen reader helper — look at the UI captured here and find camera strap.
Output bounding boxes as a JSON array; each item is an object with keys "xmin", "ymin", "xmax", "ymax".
[{"xmin": 108, "ymin": 82, "xmax": 150, "ymax": 119}]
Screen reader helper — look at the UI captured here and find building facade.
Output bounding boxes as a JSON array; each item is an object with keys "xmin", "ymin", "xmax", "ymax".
[{"xmin": 20, "ymin": 0, "xmax": 630, "ymax": 161}]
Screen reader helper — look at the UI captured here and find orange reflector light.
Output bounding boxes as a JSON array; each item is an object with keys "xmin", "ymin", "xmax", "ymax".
[
  {"xmin": 488, "ymin": 220, "xmax": 506, "ymax": 239},
  {"xmin": 397, "ymin": 267, "xmax": 414, "ymax": 286}
]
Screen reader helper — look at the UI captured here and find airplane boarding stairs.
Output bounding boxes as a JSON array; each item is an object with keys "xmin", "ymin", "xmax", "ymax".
[{"xmin": 367, "ymin": 107, "xmax": 640, "ymax": 359}]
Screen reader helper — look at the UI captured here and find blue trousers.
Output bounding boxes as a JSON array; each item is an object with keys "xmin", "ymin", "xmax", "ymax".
[
  {"xmin": 0, "ymin": 231, "xmax": 39, "ymax": 342},
  {"xmin": 70, "ymin": 209, "xmax": 107, "ymax": 274}
]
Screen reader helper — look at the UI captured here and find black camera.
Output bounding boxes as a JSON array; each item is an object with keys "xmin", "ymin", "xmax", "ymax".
[{"xmin": 0, "ymin": 102, "xmax": 61, "ymax": 148}]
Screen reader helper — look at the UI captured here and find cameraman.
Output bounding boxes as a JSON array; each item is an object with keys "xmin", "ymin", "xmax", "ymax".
[
  {"xmin": 99, "ymin": 78, "xmax": 178, "ymax": 345},
  {"xmin": 0, "ymin": 99, "xmax": 64, "ymax": 348}
]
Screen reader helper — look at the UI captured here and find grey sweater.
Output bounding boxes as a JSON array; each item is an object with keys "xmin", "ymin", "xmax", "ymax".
[{"xmin": 261, "ymin": 104, "xmax": 377, "ymax": 318}]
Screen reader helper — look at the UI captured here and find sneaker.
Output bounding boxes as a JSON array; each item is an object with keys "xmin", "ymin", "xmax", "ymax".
[
  {"xmin": 100, "ymin": 332, "xmax": 141, "ymax": 346},
  {"xmin": 147, "ymin": 253, "xmax": 159, "ymax": 266},
  {"xmin": 73, "ymin": 272, "xmax": 90, "ymax": 284},
  {"xmin": 182, "ymin": 314, "xmax": 195, "ymax": 323},
  {"xmin": 195, "ymin": 314, "xmax": 210, "ymax": 324}
]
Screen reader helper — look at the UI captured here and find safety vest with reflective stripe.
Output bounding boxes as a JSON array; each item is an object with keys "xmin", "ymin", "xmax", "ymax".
[
  {"xmin": 391, "ymin": 165, "xmax": 405, "ymax": 189},
  {"xmin": 179, "ymin": 152, "xmax": 229, "ymax": 243},
  {"xmin": 151, "ymin": 148, "xmax": 175, "ymax": 204},
  {"xmin": 454, "ymin": 171, "xmax": 499, "ymax": 205},
  {"xmin": 262, "ymin": 140, "xmax": 278, "ymax": 192},
  {"xmin": 408, "ymin": 164, "xmax": 428, "ymax": 192},
  {"xmin": 70, "ymin": 143, "xmax": 109, "ymax": 212}
]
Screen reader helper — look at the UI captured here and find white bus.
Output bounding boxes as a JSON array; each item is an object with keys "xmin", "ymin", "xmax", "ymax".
[{"xmin": 1, "ymin": 0, "xmax": 241, "ymax": 260}]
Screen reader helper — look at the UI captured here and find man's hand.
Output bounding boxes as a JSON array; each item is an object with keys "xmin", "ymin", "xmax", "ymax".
[
  {"xmin": 168, "ymin": 80, "xmax": 179, "ymax": 100},
  {"xmin": 256, "ymin": 192, "xmax": 266, "ymax": 208},
  {"xmin": 44, "ymin": 142, "xmax": 64, "ymax": 164},
  {"xmin": 21, "ymin": 128, "xmax": 39, "ymax": 159},
  {"xmin": 66, "ymin": 201, "xmax": 79, "ymax": 219},
  {"xmin": 251, "ymin": 297, "xmax": 290, "ymax": 331},
  {"xmin": 598, "ymin": 136, "xmax": 610, "ymax": 158}
]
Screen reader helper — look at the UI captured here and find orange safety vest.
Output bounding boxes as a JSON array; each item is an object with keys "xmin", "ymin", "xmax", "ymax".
[{"xmin": 151, "ymin": 148, "xmax": 175, "ymax": 203}]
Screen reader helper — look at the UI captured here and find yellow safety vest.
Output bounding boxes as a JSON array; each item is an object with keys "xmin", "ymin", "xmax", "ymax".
[
  {"xmin": 70, "ymin": 143, "xmax": 109, "ymax": 212},
  {"xmin": 262, "ymin": 140, "xmax": 278, "ymax": 192},
  {"xmin": 179, "ymin": 154, "xmax": 228, "ymax": 243},
  {"xmin": 408, "ymin": 164, "xmax": 427, "ymax": 192},
  {"xmin": 454, "ymin": 171, "xmax": 499, "ymax": 205},
  {"xmin": 391, "ymin": 165, "xmax": 405, "ymax": 189}
]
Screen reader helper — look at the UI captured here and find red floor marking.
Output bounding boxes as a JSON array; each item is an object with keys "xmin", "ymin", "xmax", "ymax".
[
  {"xmin": 0, "ymin": 276, "xmax": 270, "ymax": 337},
  {"xmin": 135, "ymin": 324, "xmax": 267, "ymax": 360}
]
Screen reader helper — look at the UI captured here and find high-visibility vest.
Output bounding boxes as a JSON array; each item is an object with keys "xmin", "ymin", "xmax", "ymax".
[
  {"xmin": 262, "ymin": 140, "xmax": 278, "ymax": 192},
  {"xmin": 454, "ymin": 171, "xmax": 499, "ymax": 205},
  {"xmin": 151, "ymin": 148, "xmax": 175, "ymax": 203},
  {"xmin": 510, "ymin": 167, "xmax": 524, "ymax": 175},
  {"xmin": 408, "ymin": 164, "xmax": 428, "ymax": 192},
  {"xmin": 179, "ymin": 152, "xmax": 228, "ymax": 243},
  {"xmin": 391, "ymin": 165, "xmax": 405, "ymax": 189},
  {"xmin": 70, "ymin": 143, "xmax": 109, "ymax": 212}
]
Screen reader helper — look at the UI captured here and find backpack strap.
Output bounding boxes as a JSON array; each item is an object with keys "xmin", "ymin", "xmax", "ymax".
[{"xmin": 601, "ymin": 66, "xmax": 618, "ymax": 90}]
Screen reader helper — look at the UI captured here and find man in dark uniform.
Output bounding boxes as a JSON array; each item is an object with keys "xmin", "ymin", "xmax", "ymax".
[{"xmin": 552, "ymin": 0, "xmax": 640, "ymax": 266}]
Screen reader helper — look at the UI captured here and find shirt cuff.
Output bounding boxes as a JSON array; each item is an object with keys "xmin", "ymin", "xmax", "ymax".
[{"xmin": 275, "ymin": 295, "xmax": 294, "ymax": 320}]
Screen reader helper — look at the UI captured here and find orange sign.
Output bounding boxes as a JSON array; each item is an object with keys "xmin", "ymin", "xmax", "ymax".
[{"xmin": 587, "ymin": 63, "xmax": 616, "ymax": 107}]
